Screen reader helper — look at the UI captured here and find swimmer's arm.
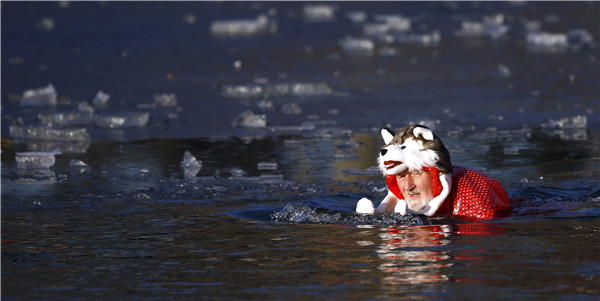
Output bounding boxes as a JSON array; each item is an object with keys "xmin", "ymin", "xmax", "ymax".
[{"xmin": 375, "ymin": 191, "xmax": 399, "ymax": 213}]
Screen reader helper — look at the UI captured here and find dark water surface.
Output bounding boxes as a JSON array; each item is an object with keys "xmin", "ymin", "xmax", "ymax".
[{"xmin": 2, "ymin": 2, "xmax": 599, "ymax": 300}]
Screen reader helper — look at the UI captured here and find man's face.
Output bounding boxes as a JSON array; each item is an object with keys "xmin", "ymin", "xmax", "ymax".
[{"xmin": 395, "ymin": 169, "xmax": 434, "ymax": 211}]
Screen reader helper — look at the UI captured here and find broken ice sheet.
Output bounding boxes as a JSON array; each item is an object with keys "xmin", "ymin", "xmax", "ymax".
[
  {"xmin": 95, "ymin": 112, "xmax": 149, "ymax": 129},
  {"xmin": 38, "ymin": 111, "xmax": 94, "ymax": 127},
  {"xmin": 232, "ymin": 110, "xmax": 267, "ymax": 128},
  {"xmin": 181, "ymin": 151, "xmax": 202, "ymax": 179},
  {"xmin": 10, "ymin": 126, "xmax": 91, "ymax": 141},
  {"xmin": 21, "ymin": 84, "xmax": 57, "ymax": 106},
  {"xmin": 210, "ymin": 14, "xmax": 277, "ymax": 36},
  {"xmin": 15, "ymin": 152, "xmax": 60, "ymax": 169}
]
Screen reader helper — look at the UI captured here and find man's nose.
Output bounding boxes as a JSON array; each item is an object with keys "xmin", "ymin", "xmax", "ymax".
[
  {"xmin": 400, "ymin": 176, "xmax": 415, "ymax": 191},
  {"xmin": 380, "ymin": 149, "xmax": 387, "ymax": 156}
]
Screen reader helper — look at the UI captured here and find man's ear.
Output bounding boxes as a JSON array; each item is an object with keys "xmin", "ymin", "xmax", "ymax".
[
  {"xmin": 381, "ymin": 128, "xmax": 395, "ymax": 144},
  {"xmin": 413, "ymin": 125, "xmax": 434, "ymax": 141}
]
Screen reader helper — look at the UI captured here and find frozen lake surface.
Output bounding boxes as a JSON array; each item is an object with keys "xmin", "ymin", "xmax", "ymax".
[{"xmin": 2, "ymin": 2, "xmax": 599, "ymax": 300}]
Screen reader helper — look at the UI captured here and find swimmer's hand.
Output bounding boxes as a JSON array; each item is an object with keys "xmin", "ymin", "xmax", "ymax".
[
  {"xmin": 394, "ymin": 199, "xmax": 408, "ymax": 215},
  {"xmin": 356, "ymin": 198, "xmax": 375, "ymax": 214}
]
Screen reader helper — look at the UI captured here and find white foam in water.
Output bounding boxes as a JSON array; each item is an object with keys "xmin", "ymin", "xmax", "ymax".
[
  {"xmin": 15, "ymin": 152, "xmax": 60, "ymax": 169},
  {"xmin": 94, "ymin": 112, "xmax": 149, "ymax": 129},
  {"xmin": 92, "ymin": 90, "xmax": 110, "ymax": 107},
  {"xmin": 181, "ymin": 151, "xmax": 202, "ymax": 179},
  {"xmin": 10, "ymin": 125, "xmax": 91, "ymax": 141},
  {"xmin": 38, "ymin": 111, "xmax": 94, "ymax": 127},
  {"xmin": 210, "ymin": 15, "xmax": 277, "ymax": 36},
  {"xmin": 232, "ymin": 110, "xmax": 267, "ymax": 128},
  {"xmin": 339, "ymin": 37, "xmax": 375, "ymax": 56},
  {"xmin": 303, "ymin": 4, "xmax": 335, "ymax": 22},
  {"xmin": 20, "ymin": 84, "xmax": 57, "ymax": 106},
  {"xmin": 153, "ymin": 94, "xmax": 177, "ymax": 107}
]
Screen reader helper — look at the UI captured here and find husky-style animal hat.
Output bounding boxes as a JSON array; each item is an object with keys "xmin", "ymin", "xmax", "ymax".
[
  {"xmin": 379, "ymin": 124, "xmax": 452, "ymax": 175},
  {"xmin": 357, "ymin": 124, "xmax": 454, "ymax": 216}
]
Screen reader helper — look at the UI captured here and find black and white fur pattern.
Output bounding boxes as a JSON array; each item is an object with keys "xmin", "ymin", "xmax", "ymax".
[{"xmin": 356, "ymin": 125, "xmax": 453, "ymax": 216}]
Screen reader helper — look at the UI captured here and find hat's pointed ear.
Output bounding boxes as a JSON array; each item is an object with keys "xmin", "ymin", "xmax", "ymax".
[
  {"xmin": 381, "ymin": 128, "xmax": 395, "ymax": 144},
  {"xmin": 413, "ymin": 125, "xmax": 434, "ymax": 141}
]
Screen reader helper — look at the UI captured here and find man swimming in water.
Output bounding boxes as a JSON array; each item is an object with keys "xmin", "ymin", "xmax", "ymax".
[{"xmin": 357, "ymin": 124, "xmax": 510, "ymax": 221}]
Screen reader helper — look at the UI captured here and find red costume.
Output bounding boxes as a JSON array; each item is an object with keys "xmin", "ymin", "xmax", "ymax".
[{"xmin": 386, "ymin": 166, "xmax": 510, "ymax": 221}]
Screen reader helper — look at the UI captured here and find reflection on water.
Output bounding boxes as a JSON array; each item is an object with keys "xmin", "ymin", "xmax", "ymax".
[{"xmin": 376, "ymin": 226, "xmax": 453, "ymax": 289}]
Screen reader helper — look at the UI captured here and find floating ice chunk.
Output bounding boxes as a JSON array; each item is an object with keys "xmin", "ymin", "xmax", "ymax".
[
  {"xmin": 374, "ymin": 14, "xmax": 411, "ymax": 32},
  {"xmin": 221, "ymin": 84, "xmax": 263, "ymax": 99},
  {"xmin": 154, "ymin": 94, "xmax": 177, "ymax": 107},
  {"xmin": 70, "ymin": 159, "xmax": 88, "ymax": 167},
  {"xmin": 456, "ymin": 14, "xmax": 509, "ymax": 39},
  {"xmin": 36, "ymin": 17, "xmax": 54, "ymax": 31},
  {"xmin": 210, "ymin": 15, "xmax": 277, "ymax": 36},
  {"xmin": 392, "ymin": 31, "xmax": 441, "ymax": 46},
  {"xmin": 540, "ymin": 116, "xmax": 588, "ymax": 140},
  {"xmin": 257, "ymin": 162, "xmax": 277, "ymax": 170},
  {"xmin": 280, "ymin": 103, "xmax": 302, "ymax": 115},
  {"xmin": 78, "ymin": 102, "xmax": 94, "ymax": 113},
  {"xmin": 568, "ymin": 28, "xmax": 595, "ymax": 50},
  {"xmin": 339, "ymin": 37, "xmax": 374, "ymax": 56},
  {"xmin": 257, "ymin": 99, "xmax": 274, "ymax": 110},
  {"xmin": 363, "ymin": 23, "xmax": 391, "ymax": 37},
  {"xmin": 456, "ymin": 21, "xmax": 485, "ymax": 37},
  {"xmin": 542, "ymin": 115, "xmax": 587, "ymax": 129},
  {"xmin": 10, "ymin": 125, "xmax": 91, "ymax": 141},
  {"xmin": 291, "ymin": 83, "xmax": 333, "ymax": 96},
  {"xmin": 94, "ymin": 112, "xmax": 149, "ymax": 129},
  {"xmin": 303, "ymin": 4, "xmax": 335, "ymax": 22},
  {"xmin": 526, "ymin": 32, "xmax": 568, "ymax": 52},
  {"xmin": 182, "ymin": 14, "xmax": 196, "ymax": 24},
  {"xmin": 221, "ymin": 82, "xmax": 333, "ymax": 99},
  {"xmin": 346, "ymin": 11, "xmax": 367, "ymax": 23},
  {"xmin": 38, "ymin": 111, "xmax": 94, "ymax": 127},
  {"xmin": 482, "ymin": 14, "xmax": 509, "ymax": 39},
  {"xmin": 498, "ymin": 63, "xmax": 511, "ymax": 77},
  {"xmin": 21, "ymin": 84, "xmax": 57, "ymax": 106},
  {"xmin": 263, "ymin": 83, "xmax": 290, "ymax": 97},
  {"xmin": 181, "ymin": 151, "xmax": 202, "ymax": 179},
  {"xmin": 92, "ymin": 90, "xmax": 110, "ymax": 107},
  {"xmin": 232, "ymin": 110, "xmax": 267, "ymax": 128},
  {"xmin": 16, "ymin": 152, "xmax": 60, "ymax": 169}
]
